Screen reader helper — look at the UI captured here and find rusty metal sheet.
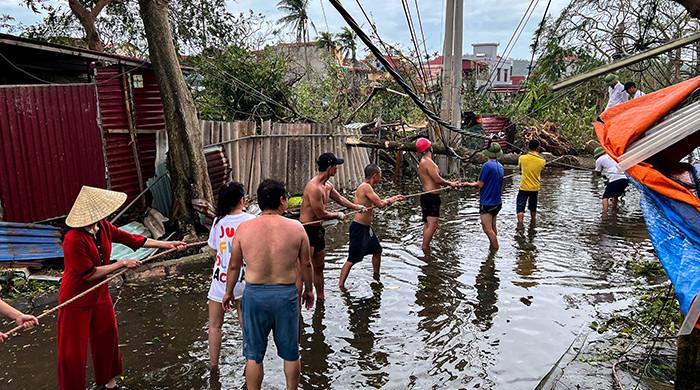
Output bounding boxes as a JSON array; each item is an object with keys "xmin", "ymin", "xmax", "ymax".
[
  {"xmin": 481, "ymin": 116, "xmax": 516, "ymax": 152},
  {"xmin": 0, "ymin": 84, "xmax": 106, "ymax": 222}
]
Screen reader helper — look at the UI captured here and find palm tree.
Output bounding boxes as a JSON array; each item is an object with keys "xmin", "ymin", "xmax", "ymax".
[
  {"xmin": 277, "ymin": 0, "xmax": 316, "ymax": 42},
  {"xmin": 317, "ymin": 31, "xmax": 337, "ymax": 51},
  {"xmin": 337, "ymin": 27, "xmax": 357, "ymax": 64}
]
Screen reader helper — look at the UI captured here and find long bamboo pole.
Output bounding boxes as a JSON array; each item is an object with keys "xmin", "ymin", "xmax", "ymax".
[{"xmin": 4, "ymin": 241, "xmax": 207, "ymax": 337}]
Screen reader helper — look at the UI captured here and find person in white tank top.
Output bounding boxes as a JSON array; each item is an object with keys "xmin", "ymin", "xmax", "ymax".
[{"xmin": 207, "ymin": 182, "xmax": 255, "ymax": 369}]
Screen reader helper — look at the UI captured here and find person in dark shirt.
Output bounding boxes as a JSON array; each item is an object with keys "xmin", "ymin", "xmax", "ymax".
[{"xmin": 466, "ymin": 143, "xmax": 505, "ymax": 251}]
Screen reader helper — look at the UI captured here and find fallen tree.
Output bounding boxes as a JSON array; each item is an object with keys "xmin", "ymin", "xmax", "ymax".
[{"xmin": 346, "ymin": 136, "xmax": 585, "ymax": 168}]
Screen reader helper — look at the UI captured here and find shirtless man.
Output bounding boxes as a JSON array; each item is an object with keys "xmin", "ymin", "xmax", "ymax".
[
  {"xmin": 222, "ymin": 179, "xmax": 314, "ymax": 390},
  {"xmin": 416, "ymin": 138, "xmax": 464, "ymax": 252},
  {"xmin": 338, "ymin": 164, "xmax": 404, "ymax": 290},
  {"xmin": 300, "ymin": 152, "xmax": 364, "ymax": 300}
]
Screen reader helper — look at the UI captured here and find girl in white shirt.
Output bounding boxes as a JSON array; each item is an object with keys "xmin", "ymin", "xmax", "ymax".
[{"xmin": 207, "ymin": 182, "xmax": 255, "ymax": 368}]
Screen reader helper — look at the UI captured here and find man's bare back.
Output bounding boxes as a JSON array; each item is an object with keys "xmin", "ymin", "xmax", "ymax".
[{"xmin": 235, "ymin": 215, "xmax": 307, "ymax": 285}]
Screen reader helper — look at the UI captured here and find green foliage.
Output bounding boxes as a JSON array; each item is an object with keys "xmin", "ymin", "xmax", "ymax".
[{"xmin": 193, "ymin": 46, "xmax": 295, "ymax": 121}]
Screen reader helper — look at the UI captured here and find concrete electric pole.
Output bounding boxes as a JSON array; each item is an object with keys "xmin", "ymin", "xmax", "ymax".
[{"xmin": 438, "ymin": 0, "xmax": 464, "ymax": 172}]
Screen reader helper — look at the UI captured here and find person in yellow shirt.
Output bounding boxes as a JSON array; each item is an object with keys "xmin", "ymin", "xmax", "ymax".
[{"xmin": 517, "ymin": 139, "xmax": 546, "ymax": 226}]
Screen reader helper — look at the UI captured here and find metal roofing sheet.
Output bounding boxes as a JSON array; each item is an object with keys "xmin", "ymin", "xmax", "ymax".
[
  {"xmin": 0, "ymin": 84, "xmax": 106, "ymax": 222},
  {"xmin": 0, "ymin": 221, "xmax": 63, "ymax": 261},
  {"xmin": 110, "ymin": 221, "xmax": 158, "ymax": 261}
]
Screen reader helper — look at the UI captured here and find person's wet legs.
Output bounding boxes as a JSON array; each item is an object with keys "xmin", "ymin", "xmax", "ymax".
[
  {"xmin": 422, "ymin": 217, "xmax": 439, "ymax": 252},
  {"xmin": 372, "ymin": 253, "xmax": 381, "ymax": 281},
  {"xmin": 338, "ymin": 261, "xmax": 354, "ymax": 290},
  {"xmin": 245, "ymin": 360, "xmax": 264, "ymax": 390},
  {"xmin": 207, "ymin": 300, "xmax": 224, "ymax": 368},
  {"xmin": 283, "ymin": 359, "xmax": 301, "ymax": 390},
  {"xmin": 311, "ymin": 249, "xmax": 326, "ymax": 300},
  {"xmin": 480, "ymin": 213, "xmax": 499, "ymax": 250}
]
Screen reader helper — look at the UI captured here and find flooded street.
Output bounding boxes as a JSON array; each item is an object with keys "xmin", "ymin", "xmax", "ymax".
[{"xmin": 1, "ymin": 168, "xmax": 657, "ymax": 389}]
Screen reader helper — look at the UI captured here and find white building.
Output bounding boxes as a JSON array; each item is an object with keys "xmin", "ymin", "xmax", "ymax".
[{"xmin": 464, "ymin": 43, "xmax": 513, "ymax": 89}]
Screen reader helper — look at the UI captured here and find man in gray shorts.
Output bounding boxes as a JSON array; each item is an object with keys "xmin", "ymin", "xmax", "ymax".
[{"xmin": 222, "ymin": 179, "xmax": 314, "ymax": 390}]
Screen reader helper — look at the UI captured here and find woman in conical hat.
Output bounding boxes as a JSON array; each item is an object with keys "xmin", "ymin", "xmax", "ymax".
[{"xmin": 57, "ymin": 186, "xmax": 186, "ymax": 390}]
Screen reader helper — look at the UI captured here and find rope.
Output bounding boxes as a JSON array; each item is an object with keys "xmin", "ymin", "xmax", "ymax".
[
  {"xmin": 3, "ymin": 241, "xmax": 207, "ymax": 337},
  {"xmin": 300, "ymin": 155, "xmax": 571, "ymax": 226}
]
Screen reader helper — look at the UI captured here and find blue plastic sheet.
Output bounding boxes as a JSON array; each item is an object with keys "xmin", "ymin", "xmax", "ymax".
[{"xmin": 633, "ymin": 179, "xmax": 700, "ymax": 315}]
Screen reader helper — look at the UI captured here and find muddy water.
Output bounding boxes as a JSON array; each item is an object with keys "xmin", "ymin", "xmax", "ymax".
[{"xmin": 1, "ymin": 169, "xmax": 657, "ymax": 389}]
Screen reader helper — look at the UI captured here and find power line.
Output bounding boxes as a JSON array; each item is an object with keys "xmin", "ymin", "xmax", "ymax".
[
  {"xmin": 515, "ymin": 0, "xmax": 553, "ymax": 108},
  {"xmin": 329, "ymin": 0, "xmax": 527, "ymax": 155},
  {"xmin": 480, "ymin": 0, "xmax": 540, "ymax": 94}
]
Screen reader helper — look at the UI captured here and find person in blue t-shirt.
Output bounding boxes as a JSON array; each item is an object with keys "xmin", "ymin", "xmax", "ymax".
[{"xmin": 466, "ymin": 143, "xmax": 505, "ymax": 250}]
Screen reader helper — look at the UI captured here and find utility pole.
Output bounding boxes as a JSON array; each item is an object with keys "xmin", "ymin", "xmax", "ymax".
[{"xmin": 438, "ymin": 0, "xmax": 464, "ymax": 173}]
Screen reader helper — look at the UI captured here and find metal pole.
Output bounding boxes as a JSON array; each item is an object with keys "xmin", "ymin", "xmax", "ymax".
[{"xmin": 551, "ymin": 32, "xmax": 700, "ymax": 92}]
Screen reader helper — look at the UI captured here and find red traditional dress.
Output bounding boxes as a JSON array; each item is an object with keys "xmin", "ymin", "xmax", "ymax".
[{"xmin": 57, "ymin": 220, "xmax": 146, "ymax": 390}]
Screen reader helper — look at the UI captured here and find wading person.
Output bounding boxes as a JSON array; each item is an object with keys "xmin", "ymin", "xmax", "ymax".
[
  {"xmin": 516, "ymin": 139, "xmax": 546, "ymax": 227},
  {"xmin": 416, "ymin": 138, "xmax": 463, "ymax": 253},
  {"xmin": 207, "ymin": 182, "xmax": 255, "ymax": 369},
  {"xmin": 300, "ymin": 153, "xmax": 364, "ymax": 300},
  {"xmin": 222, "ymin": 179, "xmax": 314, "ymax": 390},
  {"xmin": 594, "ymin": 147, "xmax": 629, "ymax": 213},
  {"xmin": 0, "ymin": 299, "xmax": 38, "ymax": 343},
  {"xmin": 604, "ymin": 74, "xmax": 628, "ymax": 110},
  {"xmin": 466, "ymin": 143, "xmax": 505, "ymax": 251},
  {"xmin": 58, "ymin": 186, "xmax": 186, "ymax": 390},
  {"xmin": 339, "ymin": 164, "xmax": 404, "ymax": 290}
]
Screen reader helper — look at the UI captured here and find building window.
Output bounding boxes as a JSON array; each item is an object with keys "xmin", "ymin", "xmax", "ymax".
[
  {"xmin": 131, "ymin": 74, "xmax": 144, "ymax": 88},
  {"xmin": 496, "ymin": 69, "xmax": 501, "ymax": 82},
  {"xmin": 504, "ymin": 69, "xmax": 508, "ymax": 81}
]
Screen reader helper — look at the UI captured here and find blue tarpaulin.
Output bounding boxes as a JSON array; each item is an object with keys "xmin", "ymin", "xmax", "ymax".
[{"xmin": 633, "ymin": 179, "xmax": 700, "ymax": 315}]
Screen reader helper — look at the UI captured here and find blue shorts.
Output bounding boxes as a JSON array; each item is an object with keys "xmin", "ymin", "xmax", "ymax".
[{"xmin": 242, "ymin": 283, "xmax": 300, "ymax": 363}]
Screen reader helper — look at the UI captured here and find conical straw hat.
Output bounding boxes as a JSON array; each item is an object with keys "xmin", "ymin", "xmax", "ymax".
[{"xmin": 66, "ymin": 186, "xmax": 127, "ymax": 228}]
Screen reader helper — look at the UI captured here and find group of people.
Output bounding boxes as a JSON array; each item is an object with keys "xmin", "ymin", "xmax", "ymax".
[
  {"xmin": 0, "ymin": 135, "xmax": 626, "ymax": 390},
  {"xmin": 605, "ymin": 74, "xmax": 646, "ymax": 110}
]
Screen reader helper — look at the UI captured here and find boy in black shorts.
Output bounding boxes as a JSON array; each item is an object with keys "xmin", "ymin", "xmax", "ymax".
[{"xmin": 339, "ymin": 164, "xmax": 403, "ymax": 289}]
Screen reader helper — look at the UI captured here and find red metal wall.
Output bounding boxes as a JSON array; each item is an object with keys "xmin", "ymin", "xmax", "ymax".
[
  {"xmin": 96, "ymin": 66, "xmax": 164, "ymax": 202},
  {"xmin": 0, "ymin": 84, "xmax": 106, "ymax": 222}
]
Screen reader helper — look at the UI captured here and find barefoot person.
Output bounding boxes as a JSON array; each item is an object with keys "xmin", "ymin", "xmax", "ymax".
[
  {"xmin": 222, "ymin": 179, "xmax": 314, "ymax": 390},
  {"xmin": 516, "ymin": 139, "xmax": 546, "ymax": 227},
  {"xmin": 58, "ymin": 186, "xmax": 186, "ymax": 390},
  {"xmin": 207, "ymin": 182, "xmax": 255, "ymax": 369},
  {"xmin": 594, "ymin": 146, "xmax": 629, "ymax": 213},
  {"xmin": 300, "ymin": 153, "xmax": 364, "ymax": 300},
  {"xmin": 416, "ymin": 138, "xmax": 463, "ymax": 252},
  {"xmin": 466, "ymin": 143, "xmax": 505, "ymax": 251},
  {"xmin": 339, "ymin": 164, "xmax": 404, "ymax": 290},
  {"xmin": 0, "ymin": 299, "xmax": 38, "ymax": 343}
]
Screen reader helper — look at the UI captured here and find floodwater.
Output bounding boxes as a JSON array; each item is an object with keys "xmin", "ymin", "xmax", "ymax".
[{"xmin": 1, "ymin": 168, "xmax": 658, "ymax": 389}]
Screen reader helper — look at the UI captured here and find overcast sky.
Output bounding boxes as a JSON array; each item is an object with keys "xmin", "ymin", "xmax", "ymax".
[{"xmin": 1, "ymin": 0, "xmax": 568, "ymax": 59}]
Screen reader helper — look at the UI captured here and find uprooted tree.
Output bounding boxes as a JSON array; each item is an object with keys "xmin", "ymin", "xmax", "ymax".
[{"xmin": 138, "ymin": 0, "xmax": 213, "ymax": 231}]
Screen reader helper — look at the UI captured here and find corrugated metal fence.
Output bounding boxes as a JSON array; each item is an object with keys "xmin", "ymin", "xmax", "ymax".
[
  {"xmin": 0, "ymin": 84, "xmax": 106, "ymax": 222},
  {"xmin": 201, "ymin": 120, "xmax": 370, "ymax": 195}
]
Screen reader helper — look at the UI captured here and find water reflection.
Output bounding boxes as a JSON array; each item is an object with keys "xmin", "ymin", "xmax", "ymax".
[
  {"xmin": 472, "ymin": 252, "xmax": 500, "ymax": 331},
  {"xmin": 300, "ymin": 302, "xmax": 332, "ymax": 389},
  {"xmin": 341, "ymin": 283, "xmax": 388, "ymax": 387},
  {"xmin": 513, "ymin": 225, "xmax": 538, "ymax": 289}
]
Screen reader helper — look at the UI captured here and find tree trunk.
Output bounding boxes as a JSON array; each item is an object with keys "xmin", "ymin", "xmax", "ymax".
[
  {"xmin": 68, "ymin": 0, "xmax": 105, "ymax": 51},
  {"xmin": 138, "ymin": 0, "xmax": 213, "ymax": 232}
]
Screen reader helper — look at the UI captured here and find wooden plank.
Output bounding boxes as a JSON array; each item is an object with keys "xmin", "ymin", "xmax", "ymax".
[{"xmin": 261, "ymin": 120, "xmax": 271, "ymax": 181}]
